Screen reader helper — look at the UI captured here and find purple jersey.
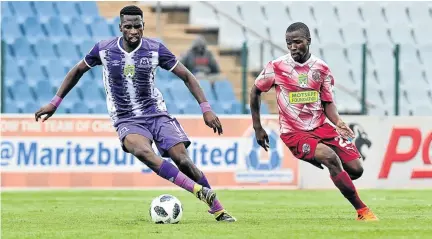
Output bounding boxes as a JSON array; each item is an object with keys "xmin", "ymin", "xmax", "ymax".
[{"xmin": 83, "ymin": 37, "xmax": 178, "ymax": 123}]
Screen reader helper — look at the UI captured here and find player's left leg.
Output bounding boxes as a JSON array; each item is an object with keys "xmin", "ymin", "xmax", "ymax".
[{"xmin": 152, "ymin": 115, "xmax": 236, "ymax": 222}]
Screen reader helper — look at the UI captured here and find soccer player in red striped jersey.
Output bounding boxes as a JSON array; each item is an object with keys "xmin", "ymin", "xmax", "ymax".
[{"xmin": 250, "ymin": 22, "xmax": 378, "ymax": 221}]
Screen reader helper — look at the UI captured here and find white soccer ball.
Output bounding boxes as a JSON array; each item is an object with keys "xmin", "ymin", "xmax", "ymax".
[{"xmin": 149, "ymin": 194, "xmax": 183, "ymax": 224}]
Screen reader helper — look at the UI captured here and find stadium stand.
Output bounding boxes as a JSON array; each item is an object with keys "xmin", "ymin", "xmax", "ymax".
[{"xmin": 2, "ymin": 1, "xmax": 431, "ymax": 115}]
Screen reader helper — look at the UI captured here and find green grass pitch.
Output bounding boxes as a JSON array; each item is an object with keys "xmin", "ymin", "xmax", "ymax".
[{"xmin": 2, "ymin": 189, "xmax": 431, "ymax": 239}]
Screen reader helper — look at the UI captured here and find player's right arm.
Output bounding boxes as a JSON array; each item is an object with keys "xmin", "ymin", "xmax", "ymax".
[
  {"xmin": 35, "ymin": 43, "xmax": 101, "ymax": 122},
  {"xmin": 250, "ymin": 62, "xmax": 276, "ymax": 151}
]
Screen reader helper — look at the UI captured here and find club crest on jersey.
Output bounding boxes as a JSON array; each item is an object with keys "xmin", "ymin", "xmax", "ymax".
[
  {"xmin": 312, "ymin": 70, "xmax": 321, "ymax": 81},
  {"xmin": 138, "ymin": 57, "xmax": 151, "ymax": 68},
  {"xmin": 298, "ymin": 73, "xmax": 308, "ymax": 88},
  {"xmin": 124, "ymin": 64, "xmax": 135, "ymax": 78}
]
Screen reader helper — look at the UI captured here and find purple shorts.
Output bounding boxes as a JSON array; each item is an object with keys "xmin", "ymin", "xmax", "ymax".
[{"xmin": 114, "ymin": 114, "xmax": 191, "ymax": 157}]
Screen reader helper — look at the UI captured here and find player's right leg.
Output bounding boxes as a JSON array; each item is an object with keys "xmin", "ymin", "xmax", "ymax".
[
  {"xmin": 314, "ymin": 143, "xmax": 378, "ymax": 221},
  {"xmin": 122, "ymin": 134, "xmax": 216, "ymax": 207}
]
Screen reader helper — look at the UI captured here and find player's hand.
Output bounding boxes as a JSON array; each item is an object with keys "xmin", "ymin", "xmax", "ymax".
[
  {"xmin": 254, "ymin": 126, "xmax": 270, "ymax": 151},
  {"xmin": 336, "ymin": 120, "xmax": 355, "ymax": 140},
  {"xmin": 35, "ymin": 104, "xmax": 57, "ymax": 122},
  {"xmin": 203, "ymin": 111, "xmax": 223, "ymax": 135}
]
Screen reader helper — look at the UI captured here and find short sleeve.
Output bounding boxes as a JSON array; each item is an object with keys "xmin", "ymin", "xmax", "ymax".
[
  {"xmin": 158, "ymin": 43, "xmax": 178, "ymax": 71},
  {"xmin": 254, "ymin": 62, "xmax": 276, "ymax": 92},
  {"xmin": 320, "ymin": 69, "xmax": 335, "ymax": 102},
  {"xmin": 83, "ymin": 43, "xmax": 102, "ymax": 68}
]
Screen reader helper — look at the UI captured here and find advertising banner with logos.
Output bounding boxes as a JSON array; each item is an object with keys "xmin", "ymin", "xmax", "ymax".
[
  {"xmin": 299, "ymin": 116, "xmax": 432, "ymax": 189},
  {"xmin": 0, "ymin": 115, "xmax": 299, "ymax": 189}
]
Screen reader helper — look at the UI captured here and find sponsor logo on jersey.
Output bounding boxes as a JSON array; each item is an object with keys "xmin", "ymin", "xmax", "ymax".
[{"xmin": 289, "ymin": 90, "xmax": 318, "ymax": 104}]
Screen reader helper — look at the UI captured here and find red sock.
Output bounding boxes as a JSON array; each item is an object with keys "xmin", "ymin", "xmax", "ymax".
[{"xmin": 331, "ymin": 171, "xmax": 367, "ymax": 210}]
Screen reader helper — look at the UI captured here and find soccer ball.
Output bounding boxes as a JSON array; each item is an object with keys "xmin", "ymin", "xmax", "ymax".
[{"xmin": 149, "ymin": 194, "xmax": 183, "ymax": 224}]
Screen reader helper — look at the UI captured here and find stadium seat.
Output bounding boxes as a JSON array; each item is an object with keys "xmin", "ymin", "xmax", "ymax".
[
  {"xmin": 260, "ymin": 102, "xmax": 270, "ymax": 114},
  {"xmin": 5, "ymin": 63, "xmax": 23, "ymax": 88},
  {"xmin": 56, "ymin": 39, "xmax": 82, "ymax": 65},
  {"xmin": 189, "ymin": 1, "xmax": 219, "ymax": 27},
  {"xmin": 359, "ymin": 2, "xmax": 386, "ymax": 23},
  {"xmin": 22, "ymin": 17, "xmax": 47, "ymax": 44},
  {"xmin": 408, "ymin": 2, "xmax": 432, "ymax": 24},
  {"xmin": 413, "ymin": 24, "xmax": 432, "ymax": 46},
  {"xmin": 11, "ymin": 37, "xmax": 36, "ymax": 64},
  {"xmin": 89, "ymin": 17, "xmax": 114, "ymax": 41},
  {"xmin": 79, "ymin": 40, "xmax": 96, "ymax": 57},
  {"xmin": 382, "ymin": 2, "xmax": 411, "ymax": 25},
  {"xmin": 165, "ymin": 102, "xmax": 180, "ymax": 114},
  {"xmin": 420, "ymin": 44, "xmax": 432, "ymax": 65},
  {"xmin": 77, "ymin": 1, "xmax": 100, "ymax": 24},
  {"xmin": 287, "ymin": 2, "xmax": 316, "ymax": 28},
  {"xmin": 1, "ymin": 17, "xmax": 23, "ymax": 44},
  {"xmin": 9, "ymin": 1, "xmax": 34, "ymax": 23},
  {"xmin": 45, "ymin": 60, "xmax": 67, "ymax": 86},
  {"xmin": 55, "ymin": 2, "xmax": 80, "ymax": 24},
  {"xmin": 169, "ymin": 80, "xmax": 195, "ymax": 104},
  {"xmin": 390, "ymin": 25, "xmax": 414, "ymax": 45},
  {"xmin": 34, "ymin": 1, "xmax": 57, "ymax": 24},
  {"xmin": 34, "ymin": 80, "xmax": 54, "ymax": 102},
  {"xmin": 214, "ymin": 80, "xmax": 237, "ymax": 102},
  {"xmin": 4, "ymin": 99, "xmax": 20, "ymax": 113},
  {"xmin": 157, "ymin": 68, "xmax": 177, "ymax": 81},
  {"xmin": 399, "ymin": 44, "xmax": 420, "ymax": 65},
  {"xmin": 25, "ymin": 62, "xmax": 46, "ymax": 87},
  {"xmin": 218, "ymin": 17, "xmax": 245, "ymax": 49},
  {"xmin": 311, "ymin": 2, "xmax": 338, "ymax": 25},
  {"xmin": 365, "ymin": 23, "xmax": 391, "ymax": 45},
  {"xmin": 239, "ymin": 3, "xmax": 269, "ymax": 40},
  {"xmin": 44, "ymin": 17, "xmax": 69, "ymax": 43},
  {"xmin": 8, "ymin": 81, "xmax": 35, "ymax": 101},
  {"xmin": 182, "ymin": 102, "xmax": 202, "ymax": 114},
  {"xmin": 211, "ymin": 103, "xmax": 226, "ymax": 114},
  {"xmin": 67, "ymin": 18, "xmax": 91, "ymax": 44},
  {"xmin": 90, "ymin": 101, "xmax": 108, "ymax": 114},
  {"xmin": 71, "ymin": 102, "xmax": 90, "ymax": 114},
  {"xmin": 412, "ymin": 104, "xmax": 432, "ymax": 116},
  {"xmin": 346, "ymin": 43, "xmax": 363, "ymax": 71},
  {"xmin": 78, "ymin": 83, "xmax": 104, "ymax": 103},
  {"xmin": 60, "ymin": 89, "xmax": 82, "ymax": 111},
  {"xmin": 198, "ymin": 79, "xmax": 217, "ymax": 103},
  {"xmin": 22, "ymin": 101, "xmax": 39, "ymax": 113},
  {"xmin": 33, "ymin": 40, "xmax": 57, "ymax": 65},
  {"xmin": 1, "ymin": 2, "xmax": 13, "ymax": 19},
  {"xmin": 321, "ymin": 43, "xmax": 347, "ymax": 69},
  {"xmin": 334, "ymin": 2, "xmax": 363, "ymax": 24},
  {"xmin": 341, "ymin": 23, "xmax": 366, "ymax": 45}
]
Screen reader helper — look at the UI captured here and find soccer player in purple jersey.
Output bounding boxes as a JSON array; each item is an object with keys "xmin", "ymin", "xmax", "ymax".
[{"xmin": 34, "ymin": 5, "xmax": 236, "ymax": 222}]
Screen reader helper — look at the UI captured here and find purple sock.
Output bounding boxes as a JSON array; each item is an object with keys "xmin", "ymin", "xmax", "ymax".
[
  {"xmin": 198, "ymin": 173, "xmax": 224, "ymax": 214},
  {"xmin": 158, "ymin": 160, "xmax": 196, "ymax": 193}
]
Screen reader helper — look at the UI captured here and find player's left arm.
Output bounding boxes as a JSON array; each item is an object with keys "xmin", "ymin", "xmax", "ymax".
[
  {"xmin": 158, "ymin": 43, "xmax": 222, "ymax": 135},
  {"xmin": 321, "ymin": 69, "xmax": 354, "ymax": 139}
]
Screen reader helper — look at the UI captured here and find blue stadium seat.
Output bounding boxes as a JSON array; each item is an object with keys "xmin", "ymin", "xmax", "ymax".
[
  {"xmin": 8, "ymin": 81, "xmax": 35, "ymax": 101},
  {"xmin": 169, "ymin": 81, "xmax": 195, "ymax": 103},
  {"xmin": 109, "ymin": 17, "xmax": 121, "ymax": 36},
  {"xmin": 67, "ymin": 18, "xmax": 91, "ymax": 43},
  {"xmin": 165, "ymin": 102, "xmax": 180, "ymax": 114},
  {"xmin": 45, "ymin": 60, "xmax": 67, "ymax": 86},
  {"xmin": 229, "ymin": 101, "xmax": 243, "ymax": 114},
  {"xmin": 45, "ymin": 17, "xmax": 69, "ymax": 43},
  {"xmin": 91, "ymin": 101, "xmax": 108, "ymax": 114},
  {"xmin": 159, "ymin": 88, "xmax": 173, "ymax": 102},
  {"xmin": 23, "ymin": 101, "xmax": 40, "ymax": 113},
  {"xmin": 211, "ymin": 103, "xmax": 226, "ymax": 114},
  {"xmin": 55, "ymin": 2, "xmax": 80, "ymax": 24},
  {"xmin": 79, "ymin": 40, "xmax": 96, "ymax": 57},
  {"xmin": 60, "ymin": 89, "xmax": 82, "ymax": 110},
  {"xmin": 1, "ymin": 17, "xmax": 23, "ymax": 44},
  {"xmin": 78, "ymin": 83, "xmax": 104, "ymax": 102},
  {"xmin": 56, "ymin": 39, "xmax": 82, "ymax": 65},
  {"xmin": 22, "ymin": 17, "xmax": 47, "ymax": 44},
  {"xmin": 1, "ymin": 2, "xmax": 13, "ymax": 19},
  {"xmin": 78, "ymin": 1, "xmax": 100, "ymax": 24},
  {"xmin": 34, "ymin": 80, "xmax": 54, "ymax": 102},
  {"xmin": 4, "ymin": 97, "xmax": 20, "ymax": 113},
  {"xmin": 198, "ymin": 80, "xmax": 217, "ymax": 103},
  {"xmin": 71, "ymin": 102, "xmax": 90, "ymax": 114},
  {"xmin": 157, "ymin": 68, "xmax": 177, "ymax": 81},
  {"xmin": 34, "ymin": 40, "xmax": 57, "ymax": 64},
  {"xmin": 5, "ymin": 63, "xmax": 23, "ymax": 88},
  {"xmin": 9, "ymin": 1, "xmax": 34, "ymax": 24},
  {"xmin": 25, "ymin": 62, "xmax": 46, "ymax": 87},
  {"xmin": 213, "ymin": 80, "xmax": 237, "ymax": 101},
  {"xmin": 261, "ymin": 102, "xmax": 270, "ymax": 114},
  {"xmin": 75, "ymin": 73, "xmax": 94, "ymax": 89},
  {"xmin": 89, "ymin": 18, "xmax": 114, "ymax": 41},
  {"xmin": 11, "ymin": 37, "xmax": 36, "ymax": 64},
  {"xmin": 33, "ymin": 1, "xmax": 57, "ymax": 24},
  {"xmin": 182, "ymin": 102, "xmax": 202, "ymax": 114}
]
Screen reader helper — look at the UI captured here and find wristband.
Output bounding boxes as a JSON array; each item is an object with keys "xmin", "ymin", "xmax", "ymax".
[
  {"xmin": 50, "ymin": 95, "xmax": 63, "ymax": 108},
  {"xmin": 200, "ymin": 102, "xmax": 212, "ymax": 113}
]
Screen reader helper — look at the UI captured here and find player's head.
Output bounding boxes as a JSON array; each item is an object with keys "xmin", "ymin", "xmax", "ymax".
[
  {"xmin": 119, "ymin": 5, "xmax": 144, "ymax": 46},
  {"xmin": 285, "ymin": 22, "xmax": 311, "ymax": 62}
]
